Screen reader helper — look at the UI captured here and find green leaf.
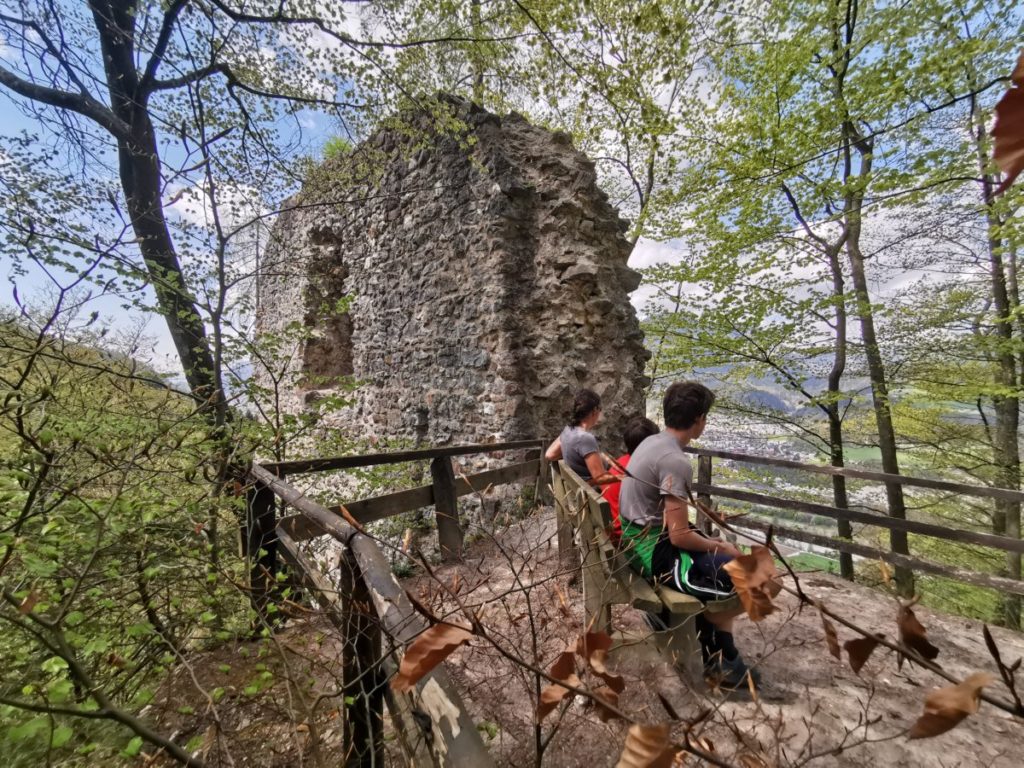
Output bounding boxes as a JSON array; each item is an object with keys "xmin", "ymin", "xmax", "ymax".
[
  {"xmin": 41, "ymin": 657, "xmax": 68, "ymax": 674},
  {"xmin": 122, "ymin": 736, "xmax": 144, "ymax": 757},
  {"xmin": 51, "ymin": 725, "xmax": 73, "ymax": 748},
  {"xmin": 186, "ymin": 734, "xmax": 206, "ymax": 751},
  {"xmin": 47, "ymin": 679, "xmax": 74, "ymax": 704},
  {"xmin": 8, "ymin": 716, "xmax": 48, "ymax": 741}
]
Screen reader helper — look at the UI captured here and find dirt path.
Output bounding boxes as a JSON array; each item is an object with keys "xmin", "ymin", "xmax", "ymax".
[
  {"xmin": 146, "ymin": 507, "xmax": 1023, "ymax": 767},
  {"xmin": 406, "ymin": 509, "xmax": 1024, "ymax": 767}
]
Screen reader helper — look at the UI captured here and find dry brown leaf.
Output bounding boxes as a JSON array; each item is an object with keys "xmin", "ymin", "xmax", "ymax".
[
  {"xmin": 537, "ymin": 673, "xmax": 581, "ymax": 722},
  {"xmin": 993, "ymin": 50, "xmax": 1024, "ymax": 195},
  {"xmin": 688, "ymin": 734, "xmax": 715, "ymax": 754},
  {"xmin": 879, "ymin": 560, "xmax": 892, "ymax": 585},
  {"xmin": 554, "ymin": 582, "xmax": 571, "ymax": 617},
  {"xmin": 391, "ymin": 623, "xmax": 473, "ymax": 693},
  {"xmin": 592, "ymin": 684, "xmax": 621, "ymax": 722},
  {"xmin": 400, "ymin": 527, "xmax": 412, "ymax": 554},
  {"xmin": 908, "ymin": 672, "xmax": 995, "ymax": 739},
  {"xmin": 577, "ymin": 631, "xmax": 613, "ymax": 660},
  {"xmin": 616, "ymin": 723, "xmax": 676, "ymax": 768},
  {"xmin": 898, "ymin": 605, "xmax": 940, "ymax": 666},
  {"xmin": 820, "ymin": 610, "xmax": 841, "ymax": 660},
  {"xmin": 18, "ymin": 591, "xmax": 41, "ymax": 615},
  {"xmin": 722, "ymin": 545, "xmax": 782, "ymax": 621},
  {"xmin": 537, "ymin": 650, "xmax": 579, "ymax": 722},
  {"xmin": 844, "ymin": 633, "xmax": 884, "ymax": 675},
  {"xmin": 577, "ymin": 632, "xmax": 611, "ymax": 669},
  {"xmin": 575, "ymin": 631, "xmax": 625, "ymax": 693}
]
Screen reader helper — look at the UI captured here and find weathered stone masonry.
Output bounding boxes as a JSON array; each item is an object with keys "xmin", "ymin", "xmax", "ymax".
[{"xmin": 257, "ymin": 99, "xmax": 650, "ymax": 462}]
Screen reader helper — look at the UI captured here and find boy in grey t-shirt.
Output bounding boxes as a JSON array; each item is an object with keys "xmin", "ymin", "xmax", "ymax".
[{"xmin": 618, "ymin": 382, "xmax": 759, "ymax": 689}]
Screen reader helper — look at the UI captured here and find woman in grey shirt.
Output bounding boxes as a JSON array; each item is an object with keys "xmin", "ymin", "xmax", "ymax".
[{"xmin": 544, "ymin": 388, "xmax": 614, "ymax": 484}]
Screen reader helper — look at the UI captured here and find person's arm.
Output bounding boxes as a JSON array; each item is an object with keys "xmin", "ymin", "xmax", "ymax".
[
  {"xmin": 664, "ymin": 490, "xmax": 741, "ymax": 556},
  {"xmin": 545, "ymin": 436, "xmax": 562, "ymax": 461},
  {"xmin": 583, "ymin": 451, "xmax": 615, "ymax": 485}
]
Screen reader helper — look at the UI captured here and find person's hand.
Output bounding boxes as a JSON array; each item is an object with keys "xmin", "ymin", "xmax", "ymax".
[{"xmin": 716, "ymin": 542, "xmax": 743, "ymax": 559}]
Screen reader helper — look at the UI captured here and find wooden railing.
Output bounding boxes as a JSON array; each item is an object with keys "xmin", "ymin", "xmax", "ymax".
[
  {"xmin": 242, "ymin": 440, "xmax": 545, "ymax": 767},
  {"xmin": 240, "ymin": 438, "xmax": 1024, "ymax": 766},
  {"xmin": 687, "ymin": 445, "xmax": 1024, "ymax": 596}
]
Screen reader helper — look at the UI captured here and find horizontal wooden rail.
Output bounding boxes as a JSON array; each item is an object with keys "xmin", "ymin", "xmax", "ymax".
[
  {"xmin": 735, "ymin": 516, "xmax": 1024, "ymax": 597},
  {"xmin": 279, "ymin": 459, "xmax": 541, "ymax": 542},
  {"xmin": 684, "ymin": 445, "xmax": 1024, "ymax": 504},
  {"xmin": 262, "ymin": 440, "xmax": 544, "ymax": 475},
  {"xmin": 692, "ymin": 482, "xmax": 1024, "ymax": 556}
]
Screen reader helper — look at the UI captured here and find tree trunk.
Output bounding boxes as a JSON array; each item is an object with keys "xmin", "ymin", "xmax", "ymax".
[
  {"xmin": 972, "ymin": 101, "xmax": 1022, "ymax": 628},
  {"xmin": 825, "ymin": 0, "xmax": 912, "ymax": 595},
  {"xmin": 826, "ymin": 245, "xmax": 854, "ymax": 579},
  {"xmin": 845, "ymin": 205, "xmax": 914, "ymax": 596},
  {"xmin": 89, "ymin": 1, "xmax": 225, "ymax": 420}
]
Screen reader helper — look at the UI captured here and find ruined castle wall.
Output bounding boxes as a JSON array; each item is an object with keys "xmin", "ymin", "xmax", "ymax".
[{"xmin": 257, "ymin": 101, "xmax": 650, "ymax": 467}]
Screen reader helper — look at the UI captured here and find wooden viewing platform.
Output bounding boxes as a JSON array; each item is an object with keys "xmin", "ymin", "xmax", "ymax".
[{"xmin": 241, "ymin": 440, "xmax": 1024, "ymax": 767}]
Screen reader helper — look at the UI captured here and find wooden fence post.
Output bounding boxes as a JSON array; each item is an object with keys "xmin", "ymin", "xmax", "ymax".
[
  {"xmin": 696, "ymin": 455, "xmax": 714, "ymax": 536},
  {"xmin": 340, "ymin": 549, "xmax": 384, "ymax": 768},
  {"xmin": 244, "ymin": 478, "xmax": 278, "ymax": 624},
  {"xmin": 430, "ymin": 456, "xmax": 463, "ymax": 562}
]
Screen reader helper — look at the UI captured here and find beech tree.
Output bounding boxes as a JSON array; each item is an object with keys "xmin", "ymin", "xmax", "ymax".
[{"xmin": 645, "ymin": 0, "xmax": 1022, "ymax": 600}]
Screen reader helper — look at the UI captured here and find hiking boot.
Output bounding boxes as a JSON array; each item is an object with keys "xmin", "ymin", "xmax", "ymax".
[{"xmin": 707, "ymin": 654, "xmax": 761, "ymax": 690}]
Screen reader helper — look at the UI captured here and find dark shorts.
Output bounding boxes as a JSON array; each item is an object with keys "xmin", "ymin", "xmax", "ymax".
[{"xmin": 649, "ymin": 533, "xmax": 736, "ymax": 602}]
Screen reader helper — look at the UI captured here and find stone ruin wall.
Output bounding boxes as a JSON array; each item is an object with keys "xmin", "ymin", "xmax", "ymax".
[{"xmin": 257, "ymin": 99, "xmax": 650, "ymax": 481}]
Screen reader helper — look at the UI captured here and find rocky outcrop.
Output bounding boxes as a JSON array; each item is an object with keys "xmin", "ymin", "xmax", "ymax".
[{"xmin": 257, "ymin": 97, "xmax": 649, "ymax": 461}]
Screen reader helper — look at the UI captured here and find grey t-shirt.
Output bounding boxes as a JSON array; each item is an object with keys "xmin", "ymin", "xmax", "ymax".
[
  {"xmin": 618, "ymin": 431, "xmax": 693, "ymax": 526},
  {"xmin": 560, "ymin": 425, "xmax": 602, "ymax": 479}
]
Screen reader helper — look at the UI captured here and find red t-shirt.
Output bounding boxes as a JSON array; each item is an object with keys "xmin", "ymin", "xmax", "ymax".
[{"xmin": 601, "ymin": 453, "xmax": 631, "ymax": 544}]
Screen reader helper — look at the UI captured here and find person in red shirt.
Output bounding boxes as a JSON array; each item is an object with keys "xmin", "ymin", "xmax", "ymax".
[{"xmin": 603, "ymin": 415, "xmax": 659, "ymax": 544}]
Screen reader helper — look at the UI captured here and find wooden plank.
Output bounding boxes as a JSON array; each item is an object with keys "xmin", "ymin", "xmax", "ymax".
[
  {"xmin": 431, "ymin": 456, "xmax": 463, "ymax": 562},
  {"xmin": 735, "ymin": 517, "xmax": 1024, "ymax": 597},
  {"xmin": 657, "ymin": 612, "xmax": 703, "ymax": 681},
  {"xmin": 551, "ymin": 464, "xmax": 577, "ymax": 572},
  {"xmin": 694, "ymin": 482, "xmax": 1024, "ymax": 556},
  {"xmin": 261, "ymin": 439, "xmax": 544, "ymax": 475},
  {"xmin": 250, "ymin": 465, "xmax": 358, "ymax": 544},
  {"xmin": 578, "ymin": 514, "xmax": 612, "ymax": 634},
  {"xmin": 276, "ymin": 531, "xmax": 436, "ymax": 767},
  {"xmin": 377, "ymin": 657, "xmax": 437, "ymax": 767},
  {"xmin": 684, "ymin": 445, "xmax": 1024, "ymax": 504},
  {"xmin": 345, "ymin": 533, "xmax": 494, "ymax": 766},
  {"xmin": 454, "ymin": 459, "xmax": 541, "ymax": 496},
  {"xmin": 278, "ymin": 513, "xmax": 325, "ymax": 542},
  {"xmin": 703, "ymin": 594, "xmax": 742, "ymax": 614},
  {"xmin": 244, "ymin": 480, "xmax": 278, "ymax": 621},
  {"xmin": 619, "ymin": 570, "xmax": 665, "ymax": 613},
  {"xmin": 337, "ymin": 485, "xmax": 436, "ymax": 524},
  {"xmin": 263, "ymin": 471, "xmax": 493, "ymax": 766},
  {"xmin": 536, "ymin": 455, "xmax": 551, "ymax": 506},
  {"xmin": 339, "ymin": 549, "xmax": 384, "ymax": 768},
  {"xmin": 277, "ymin": 461, "xmax": 540, "ymax": 543}
]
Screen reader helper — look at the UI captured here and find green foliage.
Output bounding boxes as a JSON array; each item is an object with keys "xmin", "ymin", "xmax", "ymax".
[{"xmin": 322, "ymin": 136, "xmax": 354, "ymax": 161}]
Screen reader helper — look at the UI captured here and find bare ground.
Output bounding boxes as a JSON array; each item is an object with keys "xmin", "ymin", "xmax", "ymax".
[
  {"xmin": 405, "ymin": 509, "xmax": 1024, "ymax": 768},
  {"xmin": 147, "ymin": 507, "xmax": 1024, "ymax": 767}
]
